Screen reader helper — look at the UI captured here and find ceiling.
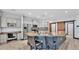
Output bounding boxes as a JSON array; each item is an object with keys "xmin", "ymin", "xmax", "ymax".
[{"xmin": 1, "ymin": 9, "xmax": 79, "ymax": 21}]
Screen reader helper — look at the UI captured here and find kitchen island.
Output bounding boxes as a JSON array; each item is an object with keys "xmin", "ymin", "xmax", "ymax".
[{"xmin": 26, "ymin": 32, "xmax": 66, "ymax": 50}]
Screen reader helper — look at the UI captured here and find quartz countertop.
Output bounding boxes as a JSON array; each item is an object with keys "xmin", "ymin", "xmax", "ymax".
[
  {"xmin": 26, "ymin": 31, "xmax": 66, "ymax": 37},
  {"xmin": 0, "ymin": 27, "xmax": 21, "ymax": 34}
]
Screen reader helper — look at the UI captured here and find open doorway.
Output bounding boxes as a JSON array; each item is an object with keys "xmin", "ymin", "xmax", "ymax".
[{"xmin": 66, "ymin": 22, "xmax": 74, "ymax": 38}]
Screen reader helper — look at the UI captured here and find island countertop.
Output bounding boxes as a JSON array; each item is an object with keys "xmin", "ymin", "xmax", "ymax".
[{"xmin": 25, "ymin": 31, "xmax": 66, "ymax": 37}]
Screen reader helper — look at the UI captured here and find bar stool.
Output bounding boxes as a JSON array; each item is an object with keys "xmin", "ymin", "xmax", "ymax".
[
  {"xmin": 34, "ymin": 36, "xmax": 43, "ymax": 50},
  {"xmin": 28, "ymin": 36, "xmax": 43, "ymax": 50},
  {"xmin": 36, "ymin": 35, "xmax": 46, "ymax": 49}
]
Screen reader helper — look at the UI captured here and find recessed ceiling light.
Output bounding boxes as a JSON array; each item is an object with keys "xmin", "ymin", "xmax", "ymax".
[
  {"xmin": 28, "ymin": 12, "xmax": 32, "ymax": 16},
  {"xmin": 76, "ymin": 15, "xmax": 79, "ymax": 17},
  {"xmin": 65, "ymin": 11, "xmax": 68, "ymax": 14},
  {"xmin": 44, "ymin": 12, "xmax": 48, "ymax": 16},
  {"xmin": 37, "ymin": 16, "xmax": 40, "ymax": 18},
  {"xmin": 50, "ymin": 16, "xmax": 53, "ymax": 18}
]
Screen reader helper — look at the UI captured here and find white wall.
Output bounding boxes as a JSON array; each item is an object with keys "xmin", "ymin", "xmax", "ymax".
[{"xmin": 74, "ymin": 19, "xmax": 79, "ymax": 38}]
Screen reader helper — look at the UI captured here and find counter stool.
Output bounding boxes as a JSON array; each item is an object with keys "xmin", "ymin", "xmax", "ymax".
[{"xmin": 34, "ymin": 36, "xmax": 43, "ymax": 50}]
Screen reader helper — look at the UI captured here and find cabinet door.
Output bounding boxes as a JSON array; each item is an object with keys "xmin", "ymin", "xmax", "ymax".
[
  {"xmin": 51, "ymin": 24, "xmax": 56, "ymax": 33},
  {"xmin": 57, "ymin": 22, "xmax": 65, "ymax": 35}
]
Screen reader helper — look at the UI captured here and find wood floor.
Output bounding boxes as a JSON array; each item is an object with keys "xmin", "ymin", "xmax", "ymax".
[
  {"xmin": 0, "ymin": 36, "xmax": 79, "ymax": 50},
  {"xmin": 0, "ymin": 40, "xmax": 30, "ymax": 50},
  {"xmin": 59, "ymin": 36, "xmax": 79, "ymax": 50}
]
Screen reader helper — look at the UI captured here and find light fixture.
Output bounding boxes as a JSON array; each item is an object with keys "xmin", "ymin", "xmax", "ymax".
[
  {"xmin": 44, "ymin": 12, "xmax": 48, "ymax": 16},
  {"xmin": 28, "ymin": 12, "xmax": 32, "ymax": 16},
  {"xmin": 41, "ymin": 12, "xmax": 48, "ymax": 19},
  {"xmin": 65, "ymin": 11, "xmax": 68, "ymax": 14},
  {"xmin": 76, "ymin": 15, "xmax": 79, "ymax": 17},
  {"xmin": 36, "ymin": 16, "xmax": 40, "ymax": 18}
]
